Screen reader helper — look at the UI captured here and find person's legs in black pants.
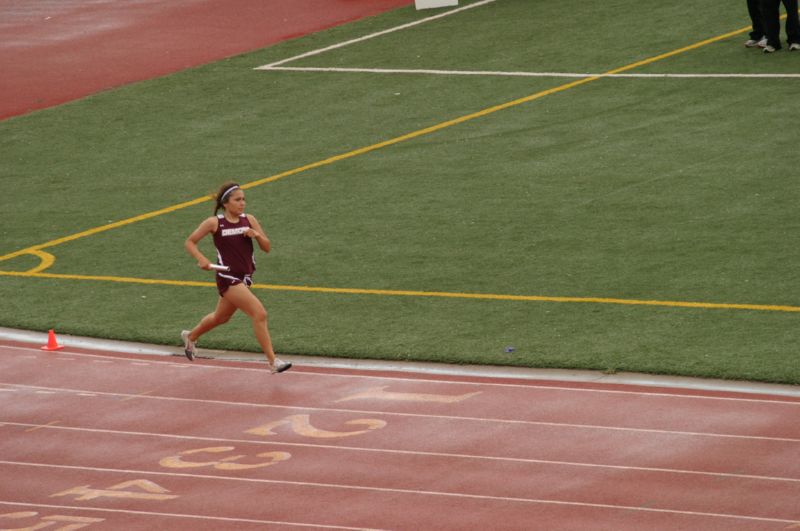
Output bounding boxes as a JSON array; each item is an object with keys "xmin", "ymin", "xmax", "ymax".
[
  {"xmin": 747, "ymin": 0, "xmax": 766, "ymax": 40},
  {"xmin": 761, "ymin": 0, "xmax": 783, "ymax": 49},
  {"xmin": 781, "ymin": 0, "xmax": 799, "ymax": 45}
]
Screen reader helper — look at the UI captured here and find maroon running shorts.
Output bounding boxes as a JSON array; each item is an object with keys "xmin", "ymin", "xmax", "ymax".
[{"xmin": 216, "ymin": 272, "xmax": 253, "ymax": 297}]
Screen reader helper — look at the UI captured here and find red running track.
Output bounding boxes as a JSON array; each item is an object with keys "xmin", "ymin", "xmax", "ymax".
[
  {"xmin": 0, "ymin": 0, "xmax": 413, "ymax": 120},
  {"xmin": 1, "ymin": 341, "xmax": 799, "ymax": 530}
]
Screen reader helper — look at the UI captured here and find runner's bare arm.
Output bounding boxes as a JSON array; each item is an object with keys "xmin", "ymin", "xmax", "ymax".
[
  {"xmin": 185, "ymin": 216, "xmax": 218, "ymax": 269},
  {"xmin": 246, "ymin": 214, "xmax": 271, "ymax": 253}
]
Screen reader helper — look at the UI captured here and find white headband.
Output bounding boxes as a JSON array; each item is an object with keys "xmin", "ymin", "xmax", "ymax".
[{"xmin": 220, "ymin": 184, "xmax": 240, "ymax": 202}]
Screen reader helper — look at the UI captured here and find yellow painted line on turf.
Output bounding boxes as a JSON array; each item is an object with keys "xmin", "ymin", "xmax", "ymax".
[
  {"xmin": 0, "ymin": 195, "xmax": 210, "ymax": 264},
  {"xmin": 0, "ymin": 270, "xmax": 213, "ymax": 288},
  {"xmin": 241, "ymin": 81, "xmax": 595, "ymax": 193},
  {"xmin": 24, "ymin": 250, "xmax": 56, "ymax": 274},
  {"xmin": 1, "ymin": 269, "xmax": 798, "ymax": 313},
  {"xmin": 603, "ymin": 25, "xmax": 753, "ymax": 76},
  {"xmin": 0, "ymin": 23, "xmax": 757, "ymax": 268},
  {"xmin": 257, "ymin": 283, "xmax": 800, "ymax": 313}
]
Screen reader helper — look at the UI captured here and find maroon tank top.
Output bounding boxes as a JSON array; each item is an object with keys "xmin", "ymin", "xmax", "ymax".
[{"xmin": 213, "ymin": 214, "xmax": 255, "ymax": 275}]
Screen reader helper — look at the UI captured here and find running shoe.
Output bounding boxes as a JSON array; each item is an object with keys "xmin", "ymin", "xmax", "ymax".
[
  {"xmin": 745, "ymin": 36, "xmax": 767, "ymax": 48},
  {"xmin": 181, "ymin": 330, "xmax": 196, "ymax": 361},
  {"xmin": 789, "ymin": 43, "xmax": 800, "ymax": 51},
  {"xmin": 270, "ymin": 358, "xmax": 292, "ymax": 374},
  {"xmin": 763, "ymin": 45, "xmax": 778, "ymax": 53}
]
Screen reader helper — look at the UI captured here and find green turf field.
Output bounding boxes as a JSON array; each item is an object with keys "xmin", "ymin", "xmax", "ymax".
[{"xmin": 2, "ymin": 0, "xmax": 799, "ymax": 384}]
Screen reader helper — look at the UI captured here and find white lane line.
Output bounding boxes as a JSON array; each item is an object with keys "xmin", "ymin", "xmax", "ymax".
[
  {"xmin": 262, "ymin": 66, "xmax": 800, "ymax": 79},
  {"xmin": 255, "ymin": 0, "xmax": 498, "ymax": 69},
  {"xmin": 0, "ymin": 461, "xmax": 796, "ymax": 526},
  {"xmin": 0, "ymin": 500, "xmax": 380, "ymax": 530},
  {"xmin": 3, "ymin": 345, "xmax": 799, "ymax": 404},
  {"xmin": 281, "ymin": 369, "xmax": 800, "ymax": 405},
  {"xmin": 3, "ymin": 383, "xmax": 799, "ymax": 442},
  {"xmin": 23, "ymin": 421, "xmax": 59, "ymax": 432},
  {"xmin": 2, "ymin": 421, "xmax": 798, "ymax": 484}
]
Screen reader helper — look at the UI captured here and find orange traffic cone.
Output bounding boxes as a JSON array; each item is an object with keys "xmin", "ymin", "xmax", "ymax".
[{"xmin": 41, "ymin": 329, "xmax": 64, "ymax": 351}]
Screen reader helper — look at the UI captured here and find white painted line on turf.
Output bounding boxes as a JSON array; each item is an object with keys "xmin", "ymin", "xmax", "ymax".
[
  {"xmin": 0, "ymin": 500, "xmax": 379, "ymax": 530},
  {"xmin": 3, "ymin": 420, "xmax": 798, "ymax": 484},
  {"xmin": 3, "ymin": 343, "xmax": 800, "ymax": 403},
  {"xmin": 255, "ymin": 0, "xmax": 498, "ymax": 69},
  {"xmin": 262, "ymin": 66, "xmax": 800, "ymax": 79},
  {"xmin": 4, "ymin": 383, "xmax": 800, "ymax": 442},
  {"xmin": 1, "ymin": 461, "xmax": 796, "ymax": 526}
]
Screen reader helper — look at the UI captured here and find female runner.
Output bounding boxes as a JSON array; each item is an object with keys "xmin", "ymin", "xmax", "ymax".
[{"xmin": 182, "ymin": 182, "xmax": 291, "ymax": 373}]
